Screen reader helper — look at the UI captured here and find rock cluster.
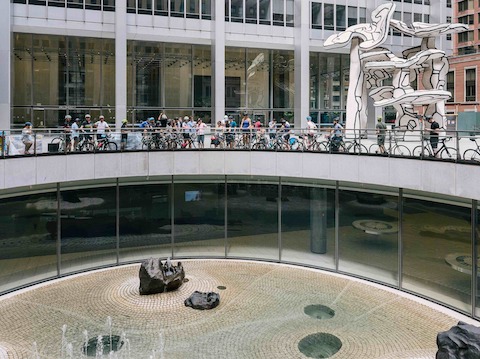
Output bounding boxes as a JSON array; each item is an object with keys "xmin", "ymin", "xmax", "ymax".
[
  {"xmin": 139, "ymin": 257, "xmax": 185, "ymax": 295},
  {"xmin": 436, "ymin": 321, "xmax": 480, "ymax": 359},
  {"xmin": 185, "ymin": 291, "xmax": 220, "ymax": 310}
]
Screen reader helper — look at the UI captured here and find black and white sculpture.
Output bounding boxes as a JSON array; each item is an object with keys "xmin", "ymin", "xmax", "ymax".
[{"xmin": 325, "ymin": 3, "xmax": 467, "ymax": 134}]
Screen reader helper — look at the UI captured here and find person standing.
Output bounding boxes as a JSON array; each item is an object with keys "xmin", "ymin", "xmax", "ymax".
[
  {"xmin": 80, "ymin": 114, "xmax": 94, "ymax": 145},
  {"xmin": 71, "ymin": 118, "xmax": 80, "ymax": 151},
  {"xmin": 426, "ymin": 116, "xmax": 440, "ymax": 157},
  {"xmin": 240, "ymin": 112, "xmax": 252, "ymax": 147},
  {"xmin": 64, "ymin": 115, "xmax": 72, "ymax": 152},
  {"xmin": 196, "ymin": 118, "xmax": 207, "ymax": 148},
  {"xmin": 120, "ymin": 119, "xmax": 128, "ymax": 151},
  {"xmin": 306, "ymin": 116, "xmax": 317, "ymax": 149},
  {"xmin": 22, "ymin": 122, "xmax": 33, "ymax": 155},
  {"xmin": 331, "ymin": 118, "xmax": 344, "ymax": 152},
  {"xmin": 95, "ymin": 115, "xmax": 110, "ymax": 141},
  {"xmin": 375, "ymin": 116, "xmax": 387, "ymax": 154}
]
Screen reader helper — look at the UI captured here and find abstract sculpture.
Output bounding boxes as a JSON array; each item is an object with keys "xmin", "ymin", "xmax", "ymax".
[{"xmin": 324, "ymin": 3, "xmax": 467, "ymax": 134}]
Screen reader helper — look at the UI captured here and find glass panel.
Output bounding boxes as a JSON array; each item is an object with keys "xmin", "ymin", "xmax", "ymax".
[
  {"xmin": 138, "ymin": 0, "xmax": 152, "ymax": 14},
  {"xmin": 273, "ymin": 0, "xmax": 283, "ymax": 26},
  {"xmin": 319, "ymin": 53, "xmax": 342, "ymax": 112},
  {"xmin": 119, "ymin": 181, "xmax": 172, "ymax": 262},
  {"xmin": 227, "ymin": 178, "xmax": 278, "ymax": 260},
  {"xmin": 246, "ymin": 0, "xmax": 257, "ymax": 23},
  {"xmin": 186, "ymin": 0, "xmax": 199, "ymax": 18},
  {"xmin": 247, "ymin": 49, "xmax": 269, "ymax": 109},
  {"xmin": 33, "ymin": 35, "xmax": 62, "ymax": 106},
  {"xmin": 60, "ymin": 184, "xmax": 117, "ymax": 274},
  {"xmin": 338, "ymin": 189, "xmax": 399, "ymax": 285},
  {"xmin": 359, "ymin": 7, "xmax": 366, "ymax": 23},
  {"xmin": 347, "ymin": 6, "xmax": 357, "ymax": 27},
  {"xmin": 155, "ymin": 0, "xmax": 168, "ymax": 15},
  {"xmin": 310, "ymin": 53, "xmax": 318, "ymax": 109},
  {"xmin": 447, "ymin": 71, "xmax": 454, "ymax": 103},
  {"xmin": 272, "ymin": 50, "xmax": 294, "ymax": 109},
  {"xmin": 173, "ymin": 180, "xmax": 225, "ymax": 257},
  {"xmin": 402, "ymin": 196, "xmax": 472, "ymax": 313},
  {"xmin": 66, "ymin": 37, "xmax": 86, "ymax": 106},
  {"xmin": 312, "ymin": 2, "xmax": 322, "ymax": 29},
  {"xmin": 0, "ymin": 191, "xmax": 58, "ymax": 294},
  {"xmin": 135, "ymin": 42, "xmax": 162, "ymax": 107},
  {"xmin": 336, "ymin": 5, "xmax": 346, "ymax": 31},
  {"xmin": 324, "ymin": 3, "xmax": 334, "ymax": 30},
  {"xmin": 225, "ymin": 47, "xmax": 245, "ymax": 109},
  {"xmin": 83, "ymin": 38, "xmax": 102, "ymax": 107},
  {"xmin": 102, "ymin": 39, "xmax": 115, "ymax": 109},
  {"xmin": 13, "ymin": 33, "xmax": 32, "ymax": 107},
  {"xmin": 85, "ymin": 0, "xmax": 101, "ymax": 10},
  {"xmin": 259, "ymin": 0, "xmax": 270, "ymax": 24},
  {"xmin": 476, "ymin": 205, "xmax": 480, "ymax": 317},
  {"xmin": 171, "ymin": 0, "xmax": 185, "ymax": 17},
  {"xmin": 127, "ymin": 0, "xmax": 136, "ymax": 13},
  {"xmin": 193, "ymin": 45, "xmax": 212, "ymax": 108},
  {"xmin": 201, "ymin": 0, "xmax": 211, "ymax": 19},
  {"xmin": 231, "ymin": 0, "xmax": 244, "ymax": 22},
  {"xmin": 281, "ymin": 184, "xmax": 335, "ymax": 269},
  {"xmin": 164, "ymin": 43, "xmax": 192, "ymax": 107},
  {"xmin": 103, "ymin": 0, "xmax": 115, "ymax": 11},
  {"xmin": 285, "ymin": 0, "xmax": 293, "ymax": 26}
]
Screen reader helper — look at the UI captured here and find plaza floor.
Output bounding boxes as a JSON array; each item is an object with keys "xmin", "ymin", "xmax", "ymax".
[{"xmin": 0, "ymin": 259, "xmax": 477, "ymax": 359}]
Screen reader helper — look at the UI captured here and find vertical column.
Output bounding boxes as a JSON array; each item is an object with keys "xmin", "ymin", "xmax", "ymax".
[
  {"xmin": 294, "ymin": 0, "xmax": 310, "ymax": 129},
  {"xmin": 212, "ymin": 1, "xmax": 225, "ymax": 125},
  {"xmin": 115, "ymin": 0, "xmax": 127, "ymax": 129},
  {"xmin": 0, "ymin": 2, "xmax": 11, "ymax": 129},
  {"xmin": 310, "ymin": 187, "xmax": 327, "ymax": 254}
]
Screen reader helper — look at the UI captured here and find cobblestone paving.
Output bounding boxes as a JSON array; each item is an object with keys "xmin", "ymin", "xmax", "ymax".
[{"xmin": 0, "ymin": 260, "xmax": 468, "ymax": 359}]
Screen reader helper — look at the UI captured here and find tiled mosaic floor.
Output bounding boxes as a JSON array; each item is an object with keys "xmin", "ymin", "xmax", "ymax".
[{"xmin": 0, "ymin": 260, "xmax": 475, "ymax": 359}]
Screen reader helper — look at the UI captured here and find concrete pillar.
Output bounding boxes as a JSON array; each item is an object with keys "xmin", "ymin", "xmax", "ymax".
[
  {"xmin": 310, "ymin": 187, "xmax": 328, "ymax": 254},
  {"xmin": 212, "ymin": 1, "xmax": 225, "ymax": 125},
  {"xmin": 294, "ymin": 0, "xmax": 310, "ymax": 129},
  {"xmin": 0, "ymin": 2, "xmax": 11, "ymax": 130},
  {"xmin": 115, "ymin": 0, "xmax": 127, "ymax": 129}
]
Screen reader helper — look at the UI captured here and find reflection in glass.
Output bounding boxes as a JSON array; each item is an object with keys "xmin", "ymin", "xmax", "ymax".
[
  {"xmin": 174, "ymin": 182, "xmax": 225, "ymax": 257},
  {"xmin": 273, "ymin": 50, "xmax": 294, "ymax": 109},
  {"xmin": 402, "ymin": 197, "xmax": 472, "ymax": 312},
  {"xmin": 60, "ymin": 186, "xmax": 117, "ymax": 274},
  {"xmin": 338, "ymin": 189, "xmax": 399, "ymax": 285},
  {"xmin": 247, "ymin": 49, "xmax": 269, "ymax": 109},
  {"xmin": 13, "ymin": 33, "xmax": 32, "ymax": 107},
  {"xmin": 227, "ymin": 179, "xmax": 278, "ymax": 260},
  {"xmin": 0, "ymin": 191, "xmax": 58, "ymax": 293},
  {"xmin": 119, "ymin": 183, "xmax": 172, "ymax": 262},
  {"xmin": 193, "ymin": 46, "xmax": 212, "ymax": 108},
  {"xmin": 324, "ymin": 4, "xmax": 334, "ymax": 30},
  {"xmin": 165, "ymin": 44, "xmax": 192, "ymax": 107},
  {"xmin": 225, "ymin": 47, "xmax": 245, "ymax": 109},
  {"xmin": 281, "ymin": 185, "xmax": 335, "ymax": 269}
]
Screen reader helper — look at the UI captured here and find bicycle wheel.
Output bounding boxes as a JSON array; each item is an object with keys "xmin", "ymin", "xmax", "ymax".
[
  {"xmin": 349, "ymin": 143, "xmax": 368, "ymax": 154},
  {"xmin": 80, "ymin": 142, "xmax": 94, "ymax": 152},
  {"xmin": 51, "ymin": 137, "xmax": 65, "ymax": 152},
  {"xmin": 290, "ymin": 141, "xmax": 305, "ymax": 151},
  {"xmin": 252, "ymin": 143, "xmax": 266, "ymax": 150},
  {"xmin": 106, "ymin": 141, "xmax": 117, "ymax": 151},
  {"xmin": 412, "ymin": 146, "xmax": 430, "ymax": 157},
  {"xmin": 314, "ymin": 141, "xmax": 329, "ymax": 152},
  {"xmin": 440, "ymin": 147, "xmax": 457, "ymax": 160},
  {"xmin": 369, "ymin": 144, "xmax": 380, "ymax": 154},
  {"xmin": 463, "ymin": 149, "xmax": 480, "ymax": 161},
  {"xmin": 392, "ymin": 145, "xmax": 410, "ymax": 157},
  {"xmin": 142, "ymin": 141, "xmax": 152, "ymax": 150}
]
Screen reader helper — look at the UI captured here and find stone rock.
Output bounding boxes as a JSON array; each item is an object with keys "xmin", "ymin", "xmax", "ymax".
[
  {"xmin": 436, "ymin": 321, "xmax": 480, "ymax": 359},
  {"xmin": 184, "ymin": 291, "xmax": 220, "ymax": 310},
  {"xmin": 139, "ymin": 257, "xmax": 185, "ymax": 295}
]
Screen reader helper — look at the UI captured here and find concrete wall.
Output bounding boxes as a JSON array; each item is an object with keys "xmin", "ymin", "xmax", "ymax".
[{"xmin": 0, "ymin": 152, "xmax": 479, "ymax": 201}]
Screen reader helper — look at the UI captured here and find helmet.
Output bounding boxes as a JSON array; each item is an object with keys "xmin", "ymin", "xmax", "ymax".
[
  {"xmin": 85, "ymin": 114, "xmax": 91, "ymax": 118},
  {"xmin": 65, "ymin": 115, "xmax": 72, "ymax": 120},
  {"xmin": 184, "ymin": 116, "xmax": 189, "ymax": 121},
  {"xmin": 243, "ymin": 112, "xmax": 248, "ymax": 116},
  {"xmin": 148, "ymin": 117, "xmax": 155, "ymax": 121},
  {"xmin": 122, "ymin": 119, "xmax": 128, "ymax": 123},
  {"xmin": 224, "ymin": 115, "xmax": 228, "ymax": 120},
  {"xmin": 306, "ymin": 116, "xmax": 312, "ymax": 121},
  {"xmin": 25, "ymin": 122, "xmax": 32, "ymax": 126}
]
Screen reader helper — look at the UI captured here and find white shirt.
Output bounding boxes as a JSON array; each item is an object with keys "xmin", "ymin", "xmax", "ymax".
[
  {"xmin": 95, "ymin": 120, "xmax": 109, "ymax": 134},
  {"xmin": 71, "ymin": 122, "xmax": 79, "ymax": 137}
]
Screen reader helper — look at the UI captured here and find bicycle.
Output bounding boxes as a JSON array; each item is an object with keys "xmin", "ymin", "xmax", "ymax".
[
  {"xmin": 463, "ymin": 137, "xmax": 480, "ymax": 162},
  {"xmin": 369, "ymin": 128, "xmax": 411, "ymax": 156},
  {"xmin": 77, "ymin": 135, "xmax": 95, "ymax": 152},
  {"xmin": 96, "ymin": 134, "xmax": 117, "ymax": 151},
  {"xmin": 412, "ymin": 136, "xmax": 457, "ymax": 159},
  {"xmin": 50, "ymin": 135, "xmax": 66, "ymax": 152},
  {"xmin": 343, "ymin": 137, "xmax": 368, "ymax": 154}
]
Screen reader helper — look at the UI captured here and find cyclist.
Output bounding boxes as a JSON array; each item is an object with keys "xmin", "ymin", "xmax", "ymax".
[
  {"xmin": 94, "ymin": 115, "xmax": 110, "ymax": 142},
  {"xmin": 331, "ymin": 117, "xmax": 344, "ymax": 152},
  {"xmin": 426, "ymin": 116, "xmax": 440, "ymax": 157},
  {"xmin": 120, "ymin": 119, "xmax": 129, "ymax": 150},
  {"xmin": 80, "ymin": 114, "xmax": 94, "ymax": 144},
  {"xmin": 375, "ymin": 116, "xmax": 387, "ymax": 154},
  {"xmin": 64, "ymin": 115, "xmax": 72, "ymax": 152},
  {"xmin": 71, "ymin": 118, "xmax": 80, "ymax": 151}
]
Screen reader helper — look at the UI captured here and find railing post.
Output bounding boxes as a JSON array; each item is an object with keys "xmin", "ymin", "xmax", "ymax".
[{"xmin": 456, "ymin": 130, "xmax": 461, "ymax": 161}]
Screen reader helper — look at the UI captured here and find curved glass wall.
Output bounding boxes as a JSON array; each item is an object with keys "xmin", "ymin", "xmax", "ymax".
[{"xmin": 1, "ymin": 176, "xmax": 478, "ymax": 318}]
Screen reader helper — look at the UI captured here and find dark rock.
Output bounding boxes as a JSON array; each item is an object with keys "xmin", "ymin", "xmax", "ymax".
[
  {"xmin": 139, "ymin": 257, "xmax": 185, "ymax": 295},
  {"xmin": 436, "ymin": 321, "xmax": 480, "ymax": 359},
  {"xmin": 184, "ymin": 291, "xmax": 220, "ymax": 310}
]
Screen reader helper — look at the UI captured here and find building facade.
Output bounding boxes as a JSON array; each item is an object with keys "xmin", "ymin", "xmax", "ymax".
[
  {"xmin": 3, "ymin": 0, "xmax": 453, "ymax": 129},
  {"xmin": 446, "ymin": 0, "xmax": 480, "ymax": 116}
]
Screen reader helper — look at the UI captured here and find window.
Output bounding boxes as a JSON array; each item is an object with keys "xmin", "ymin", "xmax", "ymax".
[
  {"xmin": 155, "ymin": 0, "xmax": 168, "ymax": 15},
  {"xmin": 458, "ymin": 31, "xmax": 474, "ymax": 43},
  {"xmin": 458, "ymin": 46, "xmax": 476, "ymax": 55},
  {"xmin": 259, "ymin": 0, "xmax": 271, "ymax": 25},
  {"xmin": 67, "ymin": 0, "xmax": 83, "ymax": 8},
  {"xmin": 273, "ymin": 0, "xmax": 284, "ymax": 26},
  {"xmin": 446, "ymin": 0, "xmax": 451, "ymax": 7},
  {"xmin": 348, "ymin": 6, "xmax": 357, "ymax": 27},
  {"xmin": 171, "ymin": 0, "xmax": 185, "ymax": 17},
  {"xmin": 423, "ymin": 14, "xmax": 429, "ymax": 23},
  {"xmin": 414, "ymin": 13, "xmax": 422, "ymax": 23},
  {"xmin": 49, "ymin": 0, "xmax": 66, "ymax": 7},
  {"xmin": 458, "ymin": 15, "xmax": 474, "ymax": 25},
  {"xmin": 246, "ymin": 0, "xmax": 257, "ymax": 23},
  {"xmin": 324, "ymin": 3, "xmax": 334, "ymax": 30},
  {"xmin": 414, "ymin": 0, "xmax": 422, "ymax": 4},
  {"xmin": 186, "ymin": 0, "xmax": 199, "ymax": 19},
  {"xmin": 127, "ymin": 0, "xmax": 136, "ymax": 13},
  {"xmin": 447, "ymin": 71, "xmax": 454, "ymax": 103},
  {"xmin": 359, "ymin": 7, "xmax": 366, "ymax": 24},
  {"xmin": 465, "ymin": 68, "xmax": 476, "ymax": 102},
  {"xmin": 103, "ymin": 0, "xmax": 115, "ymax": 11},
  {"xmin": 201, "ymin": 0, "xmax": 211, "ymax": 20},
  {"xmin": 312, "ymin": 2, "xmax": 322, "ymax": 30},
  {"xmin": 138, "ymin": 0, "xmax": 152, "ymax": 15},
  {"xmin": 336, "ymin": 5, "xmax": 346, "ymax": 31},
  {"xmin": 447, "ymin": 16, "xmax": 452, "ymax": 40},
  {"xmin": 393, "ymin": 11, "xmax": 401, "ymax": 36},
  {"xmin": 286, "ymin": 0, "xmax": 294, "ymax": 27},
  {"xmin": 458, "ymin": 0, "xmax": 473, "ymax": 12}
]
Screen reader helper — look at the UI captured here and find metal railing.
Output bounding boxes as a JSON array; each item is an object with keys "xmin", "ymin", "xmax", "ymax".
[{"xmin": 1, "ymin": 126, "xmax": 480, "ymax": 163}]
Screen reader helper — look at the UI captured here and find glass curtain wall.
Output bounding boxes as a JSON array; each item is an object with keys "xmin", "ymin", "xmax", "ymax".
[
  {"xmin": 402, "ymin": 193, "xmax": 472, "ymax": 313},
  {"xmin": 338, "ymin": 185, "xmax": 399, "ymax": 286},
  {"xmin": 193, "ymin": 45, "xmax": 212, "ymax": 122},
  {"xmin": 118, "ymin": 178, "xmax": 172, "ymax": 263},
  {"xmin": 225, "ymin": 47, "xmax": 246, "ymax": 112},
  {"xmin": 0, "ymin": 189, "xmax": 58, "ymax": 293},
  {"xmin": 60, "ymin": 181, "xmax": 117, "ymax": 274},
  {"xmin": 281, "ymin": 179, "xmax": 335, "ymax": 269},
  {"xmin": 226, "ymin": 176, "xmax": 279, "ymax": 260},
  {"xmin": 173, "ymin": 176, "xmax": 226, "ymax": 257},
  {"xmin": 12, "ymin": 34, "xmax": 116, "ymax": 127}
]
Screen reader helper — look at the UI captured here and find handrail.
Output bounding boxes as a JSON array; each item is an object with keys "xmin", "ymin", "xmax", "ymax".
[{"xmin": 1, "ymin": 127, "xmax": 480, "ymax": 163}]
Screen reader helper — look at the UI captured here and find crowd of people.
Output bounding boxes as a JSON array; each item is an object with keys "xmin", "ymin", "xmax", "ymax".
[{"xmin": 11, "ymin": 111, "xmax": 444, "ymax": 156}]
